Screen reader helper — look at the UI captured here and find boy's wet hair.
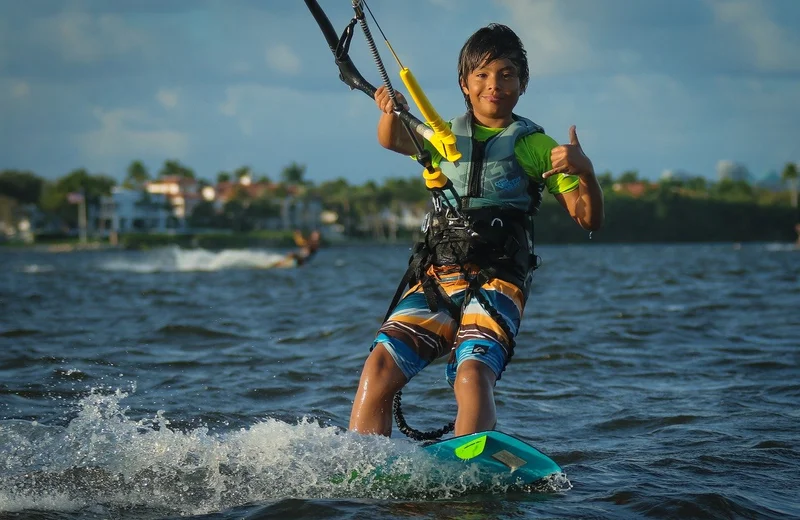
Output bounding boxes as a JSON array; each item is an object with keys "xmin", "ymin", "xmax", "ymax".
[{"xmin": 457, "ymin": 24, "xmax": 529, "ymax": 109}]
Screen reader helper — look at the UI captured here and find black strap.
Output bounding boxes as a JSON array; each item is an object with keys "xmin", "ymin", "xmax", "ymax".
[{"xmin": 381, "ymin": 241, "xmax": 430, "ymax": 323}]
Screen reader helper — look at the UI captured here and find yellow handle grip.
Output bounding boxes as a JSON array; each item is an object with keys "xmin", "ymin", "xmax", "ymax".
[
  {"xmin": 400, "ymin": 68, "xmax": 461, "ymax": 163},
  {"xmin": 422, "ymin": 167, "xmax": 449, "ymax": 190}
]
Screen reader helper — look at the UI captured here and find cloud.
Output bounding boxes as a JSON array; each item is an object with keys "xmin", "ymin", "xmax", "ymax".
[
  {"xmin": 217, "ymin": 82, "xmax": 375, "ymax": 140},
  {"xmin": 707, "ymin": 0, "xmax": 800, "ymax": 72},
  {"xmin": 230, "ymin": 61, "xmax": 253, "ymax": 74},
  {"xmin": 265, "ymin": 44, "xmax": 301, "ymax": 75},
  {"xmin": 156, "ymin": 88, "xmax": 179, "ymax": 109},
  {"xmin": 10, "ymin": 81, "xmax": 30, "ymax": 99},
  {"xmin": 0, "ymin": 19, "xmax": 7, "ymax": 67},
  {"xmin": 497, "ymin": 0, "xmax": 799, "ymax": 79},
  {"xmin": 496, "ymin": 0, "xmax": 603, "ymax": 76},
  {"xmin": 218, "ymin": 84, "xmax": 289, "ymax": 137},
  {"xmin": 35, "ymin": 11, "xmax": 151, "ymax": 64},
  {"xmin": 428, "ymin": 0, "xmax": 457, "ymax": 9},
  {"xmin": 78, "ymin": 107, "xmax": 189, "ymax": 161}
]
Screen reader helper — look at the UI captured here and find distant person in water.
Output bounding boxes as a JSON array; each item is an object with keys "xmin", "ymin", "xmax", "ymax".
[
  {"xmin": 276, "ymin": 230, "xmax": 321, "ymax": 268},
  {"xmin": 795, "ymin": 223, "xmax": 800, "ymax": 248}
]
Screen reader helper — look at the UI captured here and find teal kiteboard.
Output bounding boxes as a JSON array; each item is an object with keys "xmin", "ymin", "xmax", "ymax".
[
  {"xmin": 424, "ymin": 430, "xmax": 561, "ymax": 486},
  {"xmin": 333, "ymin": 430, "xmax": 561, "ymax": 489}
]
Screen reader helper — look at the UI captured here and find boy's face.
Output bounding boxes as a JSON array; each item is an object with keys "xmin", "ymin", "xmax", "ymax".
[{"xmin": 460, "ymin": 57, "xmax": 520, "ymax": 127}]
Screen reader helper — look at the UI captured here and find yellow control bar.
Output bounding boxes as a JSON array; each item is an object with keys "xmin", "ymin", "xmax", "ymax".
[{"xmin": 399, "ymin": 68, "xmax": 461, "ymax": 163}]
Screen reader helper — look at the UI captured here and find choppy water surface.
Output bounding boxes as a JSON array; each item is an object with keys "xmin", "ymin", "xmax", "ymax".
[{"xmin": 1, "ymin": 242, "xmax": 798, "ymax": 519}]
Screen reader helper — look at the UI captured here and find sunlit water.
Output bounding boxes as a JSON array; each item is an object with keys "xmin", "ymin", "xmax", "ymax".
[{"xmin": 1, "ymin": 242, "xmax": 798, "ymax": 519}]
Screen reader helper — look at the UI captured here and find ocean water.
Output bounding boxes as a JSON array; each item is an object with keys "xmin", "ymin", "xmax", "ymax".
[{"xmin": 0, "ymin": 242, "xmax": 798, "ymax": 519}]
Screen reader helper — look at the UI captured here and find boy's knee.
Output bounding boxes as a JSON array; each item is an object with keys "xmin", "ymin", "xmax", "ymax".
[{"xmin": 453, "ymin": 360, "xmax": 495, "ymax": 389}]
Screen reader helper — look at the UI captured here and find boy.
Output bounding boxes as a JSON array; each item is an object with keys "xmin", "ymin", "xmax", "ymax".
[{"xmin": 349, "ymin": 24, "xmax": 604, "ymax": 436}]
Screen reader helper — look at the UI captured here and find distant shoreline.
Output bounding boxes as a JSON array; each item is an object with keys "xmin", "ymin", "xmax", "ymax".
[{"xmin": 2, "ymin": 233, "xmax": 798, "ymax": 253}]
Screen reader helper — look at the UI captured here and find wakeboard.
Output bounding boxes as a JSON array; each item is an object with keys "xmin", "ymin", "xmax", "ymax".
[
  {"xmin": 332, "ymin": 430, "xmax": 561, "ymax": 489},
  {"xmin": 423, "ymin": 430, "xmax": 561, "ymax": 486}
]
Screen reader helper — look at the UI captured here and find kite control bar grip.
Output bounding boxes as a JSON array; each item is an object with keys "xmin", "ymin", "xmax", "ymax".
[
  {"xmin": 423, "ymin": 167, "xmax": 450, "ymax": 190},
  {"xmin": 399, "ymin": 68, "xmax": 461, "ymax": 163}
]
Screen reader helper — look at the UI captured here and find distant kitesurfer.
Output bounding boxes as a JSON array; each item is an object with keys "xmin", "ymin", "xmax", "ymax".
[
  {"xmin": 275, "ymin": 230, "xmax": 321, "ymax": 268},
  {"xmin": 795, "ymin": 223, "xmax": 800, "ymax": 248}
]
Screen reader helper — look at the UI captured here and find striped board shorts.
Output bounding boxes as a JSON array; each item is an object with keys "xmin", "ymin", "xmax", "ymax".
[{"xmin": 373, "ymin": 265, "xmax": 525, "ymax": 386}]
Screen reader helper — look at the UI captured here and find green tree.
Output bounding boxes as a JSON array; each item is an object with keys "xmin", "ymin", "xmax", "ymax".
[
  {"xmin": 158, "ymin": 159, "xmax": 195, "ymax": 179},
  {"xmin": 280, "ymin": 162, "xmax": 306, "ymax": 185},
  {"xmin": 596, "ymin": 170, "xmax": 614, "ymax": 192},
  {"xmin": 353, "ymin": 180, "xmax": 383, "ymax": 239},
  {"xmin": 234, "ymin": 166, "xmax": 251, "ymax": 181},
  {"xmin": 618, "ymin": 170, "xmax": 640, "ymax": 183},
  {"xmin": 188, "ymin": 200, "xmax": 219, "ymax": 228},
  {"xmin": 217, "ymin": 171, "xmax": 231, "ymax": 184},
  {"xmin": 232, "ymin": 184, "xmax": 252, "ymax": 204},
  {"xmin": 712, "ymin": 179, "xmax": 755, "ymax": 202},
  {"xmin": 684, "ymin": 176, "xmax": 708, "ymax": 193},
  {"xmin": 781, "ymin": 162, "xmax": 798, "ymax": 208},
  {"xmin": 223, "ymin": 199, "xmax": 248, "ymax": 231},
  {"xmin": 319, "ymin": 177, "xmax": 353, "ymax": 233},
  {"xmin": 123, "ymin": 160, "xmax": 150, "ymax": 189},
  {"xmin": 39, "ymin": 169, "xmax": 116, "ymax": 227},
  {"xmin": 0, "ymin": 170, "xmax": 44, "ymax": 204}
]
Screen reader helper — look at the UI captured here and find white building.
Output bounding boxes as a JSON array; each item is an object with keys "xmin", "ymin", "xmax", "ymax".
[
  {"xmin": 716, "ymin": 160, "xmax": 751, "ymax": 182},
  {"xmin": 661, "ymin": 169, "xmax": 695, "ymax": 182},
  {"xmin": 145, "ymin": 175, "xmax": 203, "ymax": 221},
  {"xmin": 280, "ymin": 197, "xmax": 323, "ymax": 230},
  {"xmin": 98, "ymin": 188, "xmax": 175, "ymax": 234}
]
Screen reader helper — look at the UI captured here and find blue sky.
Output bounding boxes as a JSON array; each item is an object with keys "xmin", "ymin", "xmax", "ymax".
[{"xmin": 1, "ymin": 0, "xmax": 799, "ymax": 185}]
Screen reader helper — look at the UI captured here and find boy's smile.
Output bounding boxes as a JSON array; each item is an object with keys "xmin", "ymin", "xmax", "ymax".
[{"xmin": 460, "ymin": 57, "xmax": 521, "ymax": 128}]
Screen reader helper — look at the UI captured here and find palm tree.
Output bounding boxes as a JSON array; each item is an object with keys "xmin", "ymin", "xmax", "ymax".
[
  {"xmin": 124, "ymin": 160, "xmax": 150, "ymax": 189},
  {"xmin": 280, "ymin": 162, "xmax": 306, "ymax": 185},
  {"xmin": 159, "ymin": 159, "xmax": 195, "ymax": 179},
  {"xmin": 781, "ymin": 162, "xmax": 798, "ymax": 208},
  {"xmin": 320, "ymin": 178, "xmax": 353, "ymax": 235},
  {"xmin": 234, "ymin": 166, "xmax": 251, "ymax": 184}
]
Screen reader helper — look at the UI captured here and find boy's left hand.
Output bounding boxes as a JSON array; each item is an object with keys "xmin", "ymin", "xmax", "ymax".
[{"xmin": 542, "ymin": 125, "xmax": 594, "ymax": 179}]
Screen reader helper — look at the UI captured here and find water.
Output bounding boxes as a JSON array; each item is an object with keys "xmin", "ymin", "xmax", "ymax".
[{"xmin": 1, "ymin": 242, "xmax": 798, "ymax": 519}]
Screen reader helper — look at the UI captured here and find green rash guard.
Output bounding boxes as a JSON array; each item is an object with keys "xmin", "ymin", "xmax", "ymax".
[{"xmin": 418, "ymin": 123, "xmax": 579, "ymax": 195}]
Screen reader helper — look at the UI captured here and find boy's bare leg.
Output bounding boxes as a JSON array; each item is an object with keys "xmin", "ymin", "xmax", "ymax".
[
  {"xmin": 349, "ymin": 343, "xmax": 407, "ymax": 436},
  {"xmin": 453, "ymin": 360, "xmax": 497, "ymax": 435}
]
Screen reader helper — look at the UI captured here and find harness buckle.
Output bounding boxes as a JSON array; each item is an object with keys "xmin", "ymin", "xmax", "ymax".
[
  {"xmin": 446, "ymin": 210, "xmax": 469, "ymax": 231},
  {"xmin": 432, "ymin": 195, "xmax": 442, "ymax": 214}
]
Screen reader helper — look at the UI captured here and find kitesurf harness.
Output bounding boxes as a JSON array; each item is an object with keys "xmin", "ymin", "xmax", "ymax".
[
  {"xmin": 383, "ymin": 110, "xmax": 546, "ymax": 318},
  {"xmin": 305, "ymin": 0, "xmax": 542, "ymax": 441}
]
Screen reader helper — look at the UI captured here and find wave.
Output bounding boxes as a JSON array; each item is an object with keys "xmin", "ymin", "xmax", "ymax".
[
  {"xmin": 764, "ymin": 242, "xmax": 798, "ymax": 252},
  {"xmin": 19, "ymin": 264, "xmax": 56, "ymax": 274},
  {"xmin": 0, "ymin": 390, "xmax": 569, "ymax": 518},
  {"xmin": 99, "ymin": 246, "xmax": 290, "ymax": 273}
]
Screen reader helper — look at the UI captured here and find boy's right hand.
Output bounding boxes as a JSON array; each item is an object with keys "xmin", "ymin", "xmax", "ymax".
[{"xmin": 374, "ymin": 85, "xmax": 409, "ymax": 114}]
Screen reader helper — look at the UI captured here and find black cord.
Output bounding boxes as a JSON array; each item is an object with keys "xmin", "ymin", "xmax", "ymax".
[{"xmin": 393, "ymin": 391, "xmax": 454, "ymax": 442}]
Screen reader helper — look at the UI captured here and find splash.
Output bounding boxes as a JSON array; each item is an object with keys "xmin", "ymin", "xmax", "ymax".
[
  {"xmin": 764, "ymin": 242, "xmax": 798, "ymax": 252},
  {"xmin": 0, "ymin": 389, "xmax": 564, "ymax": 517},
  {"xmin": 100, "ymin": 246, "xmax": 289, "ymax": 273},
  {"xmin": 20, "ymin": 264, "xmax": 55, "ymax": 273}
]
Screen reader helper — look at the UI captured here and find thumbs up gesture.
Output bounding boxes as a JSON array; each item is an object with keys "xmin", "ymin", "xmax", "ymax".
[{"xmin": 542, "ymin": 125, "xmax": 594, "ymax": 179}]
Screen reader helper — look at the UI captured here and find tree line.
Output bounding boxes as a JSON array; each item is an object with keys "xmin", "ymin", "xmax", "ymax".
[{"xmin": 1, "ymin": 159, "xmax": 798, "ymax": 243}]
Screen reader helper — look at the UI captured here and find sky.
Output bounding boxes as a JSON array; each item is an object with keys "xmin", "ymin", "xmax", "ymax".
[{"xmin": 1, "ymin": 0, "xmax": 799, "ymax": 186}]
